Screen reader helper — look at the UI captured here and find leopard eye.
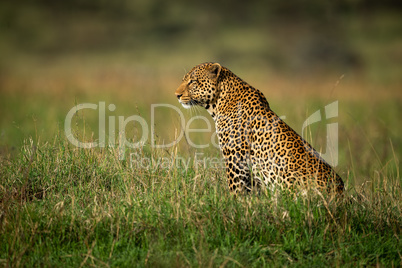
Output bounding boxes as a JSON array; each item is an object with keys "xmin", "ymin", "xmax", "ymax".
[{"xmin": 188, "ymin": 80, "xmax": 197, "ymax": 85}]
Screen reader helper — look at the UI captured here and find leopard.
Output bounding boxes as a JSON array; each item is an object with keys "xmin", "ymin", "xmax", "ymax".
[{"xmin": 175, "ymin": 62, "xmax": 344, "ymax": 195}]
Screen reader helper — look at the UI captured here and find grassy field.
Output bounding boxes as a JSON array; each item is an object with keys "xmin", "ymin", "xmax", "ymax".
[
  {"xmin": 0, "ymin": 135, "xmax": 400, "ymax": 266},
  {"xmin": 1, "ymin": 2, "xmax": 402, "ymax": 267}
]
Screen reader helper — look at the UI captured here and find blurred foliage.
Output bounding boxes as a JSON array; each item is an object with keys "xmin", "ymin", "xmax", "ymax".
[{"xmin": 1, "ymin": 0, "xmax": 401, "ymax": 74}]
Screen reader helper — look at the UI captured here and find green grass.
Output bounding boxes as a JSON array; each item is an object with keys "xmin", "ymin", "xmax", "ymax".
[{"xmin": 0, "ymin": 135, "xmax": 400, "ymax": 267}]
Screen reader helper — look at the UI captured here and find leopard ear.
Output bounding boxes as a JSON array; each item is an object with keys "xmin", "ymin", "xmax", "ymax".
[{"xmin": 208, "ymin": 63, "xmax": 221, "ymax": 80}]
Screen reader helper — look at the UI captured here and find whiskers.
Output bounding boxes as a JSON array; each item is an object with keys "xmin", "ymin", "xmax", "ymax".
[{"xmin": 188, "ymin": 100, "xmax": 202, "ymax": 117}]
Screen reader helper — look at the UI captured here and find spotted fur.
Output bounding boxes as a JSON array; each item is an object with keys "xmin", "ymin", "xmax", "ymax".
[{"xmin": 175, "ymin": 62, "xmax": 344, "ymax": 195}]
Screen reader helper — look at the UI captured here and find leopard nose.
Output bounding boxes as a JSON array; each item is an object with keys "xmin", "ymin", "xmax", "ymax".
[{"xmin": 176, "ymin": 94, "xmax": 182, "ymax": 99}]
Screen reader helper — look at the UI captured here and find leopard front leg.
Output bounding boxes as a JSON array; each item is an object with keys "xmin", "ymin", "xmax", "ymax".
[
  {"xmin": 216, "ymin": 113, "xmax": 254, "ymax": 194},
  {"xmin": 223, "ymin": 149, "xmax": 251, "ymax": 194},
  {"xmin": 221, "ymin": 147, "xmax": 252, "ymax": 194}
]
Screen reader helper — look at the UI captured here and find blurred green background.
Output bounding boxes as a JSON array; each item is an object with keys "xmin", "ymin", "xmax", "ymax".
[{"xmin": 0, "ymin": 0, "xmax": 401, "ymax": 180}]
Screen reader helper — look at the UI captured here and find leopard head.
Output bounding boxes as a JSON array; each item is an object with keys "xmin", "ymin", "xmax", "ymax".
[{"xmin": 175, "ymin": 62, "xmax": 222, "ymax": 109}]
